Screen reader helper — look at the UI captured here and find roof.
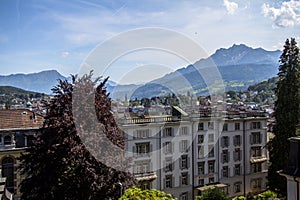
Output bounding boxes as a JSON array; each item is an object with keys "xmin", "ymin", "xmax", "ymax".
[{"xmin": 0, "ymin": 109, "xmax": 44, "ymax": 130}]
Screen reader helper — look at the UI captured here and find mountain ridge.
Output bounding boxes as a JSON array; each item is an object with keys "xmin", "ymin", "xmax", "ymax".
[{"xmin": 0, "ymin": 44, "xmax": 281, "ymax": 97}]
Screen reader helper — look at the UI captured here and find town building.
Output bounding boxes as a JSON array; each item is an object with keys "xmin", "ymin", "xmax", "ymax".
[
  {"xmin": 279, "ymin": 137, "xmax": 300, "ymax": 200},
  {"xmin": 118, "ymin": 104, "xmax": 269, "ymax": 199},
  {"xmin": 0, "ymin": 109, "xmax": 44, "ymax": 200}
]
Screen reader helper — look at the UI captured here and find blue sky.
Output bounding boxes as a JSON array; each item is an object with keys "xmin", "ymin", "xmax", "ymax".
[{"xmin": 0, "ymin": 0, "xmax": 299, "ymax": 84}]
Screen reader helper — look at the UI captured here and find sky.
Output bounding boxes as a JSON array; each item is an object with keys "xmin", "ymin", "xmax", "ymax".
[{"xmin": 0, "ymin": 0, "xmax": 300, "ymax": 84}]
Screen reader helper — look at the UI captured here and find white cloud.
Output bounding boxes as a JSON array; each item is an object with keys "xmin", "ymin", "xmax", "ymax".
[
  {"xmin": 61, "ymin": 51, "xmax": 70, "ymax": 58},
  {"xmin": 262, "ymin": 0, "xmax": 300, "ymax": 28},
  {"xmin": 223, "ymin": 0, "xmax": 238, "ymax": 15}
]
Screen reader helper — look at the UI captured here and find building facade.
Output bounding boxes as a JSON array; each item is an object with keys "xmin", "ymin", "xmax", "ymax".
[
  {"xmin": 0, "ymin": 109, "xmax": 44, "ymax": 200},
  {"xmin": 119, "ymin": 106, "xmax": 269, "ymax": 199}
]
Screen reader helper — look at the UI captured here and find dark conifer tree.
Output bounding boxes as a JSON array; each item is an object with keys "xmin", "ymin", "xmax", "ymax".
[
  {"xmin": 268, "ymin": 38, "xmax": 300, "ymax": 195},
  {"xmin": 19, "ymin": 72, "xmax": 136, "ymax": 200}
]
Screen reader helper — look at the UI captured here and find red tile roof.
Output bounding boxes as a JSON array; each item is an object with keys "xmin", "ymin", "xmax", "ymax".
[{"xmin": 0, "ymin": 109, "xmax": 44, "ymax": 130}]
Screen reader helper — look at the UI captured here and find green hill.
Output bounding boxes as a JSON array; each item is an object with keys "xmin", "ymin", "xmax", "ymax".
[{"xmin": 0, "ymin": 86, "xmax": 47, "ymax": 104}]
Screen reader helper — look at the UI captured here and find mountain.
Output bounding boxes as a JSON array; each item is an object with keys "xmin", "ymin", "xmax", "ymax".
[
  {"xmin": 0, "ymin": 70, "xmax": 67, "ymax": 94},
  {"xmin": 0, "ymin": 44, "xmax": 281, "ymax": 98},
  {"xmin": 115, "ymin": 44, "xmax": 281, "ymax": 99}
]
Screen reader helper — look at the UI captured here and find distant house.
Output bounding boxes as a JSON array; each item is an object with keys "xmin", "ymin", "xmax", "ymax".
[{"xmin": 0, "ymin": 109, "xmax": 44, "ymax": 200}]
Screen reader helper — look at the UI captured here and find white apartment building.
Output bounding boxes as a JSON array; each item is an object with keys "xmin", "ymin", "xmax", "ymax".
[{"xmin": 118, "ymin": 106, "xmax": 269, "ymax": 199}]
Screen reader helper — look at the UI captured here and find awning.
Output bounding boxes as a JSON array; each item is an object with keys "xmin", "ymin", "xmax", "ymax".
[
  {"xmin": 135, "ymin": 172, "xmax": 157, "ymax": 181},
  {"xmin": 172, "ymin": 106, "xmax": 188, "ymax": 116},
  {"xmin": 196, "ymin": 183, "xmax": 228, "ymax": 191},
  {"xmin": 250, "ymin": 157, "xmax": 267, "ymax": 163}
]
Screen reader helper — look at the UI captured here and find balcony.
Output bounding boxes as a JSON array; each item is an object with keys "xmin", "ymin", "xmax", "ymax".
[{"xmin": 134, "ymin": 171, "xmax": 157, "ymax": 182}]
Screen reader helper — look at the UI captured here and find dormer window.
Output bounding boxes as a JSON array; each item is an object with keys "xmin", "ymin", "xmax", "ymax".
[{"xmin": 4, "ymin": 135, "xmax": 11, "ymax": 145}]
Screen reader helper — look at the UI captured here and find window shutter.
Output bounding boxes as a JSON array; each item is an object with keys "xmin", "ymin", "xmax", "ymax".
[
  {"xmin": 259, "ymin": 133, "xmax": 262, "ymax": 143},
  {"xmin": 179, "ymin": 141, "xmax": 182, "ymax": 152},
  {"xmin": 163, "ymin": 178, "xmax": 166, "ymax": 188},
  {"xmin": 132, "ymin": 146, "xmax": 136, "ymax": 157},
  {"xmin": 179, "ymin": 157, "xmax": 182, "ymax": 169},
  {"xmin": 179, "ymin": 175, "xmax": 182, "ymax": 186},
  {"xmin": 228, "ymin": 152, "xmax": 230, "ymax": 162},
  {"xmin": 172, "ymin": 176, "xmax": 175, "ymax": 188},
  {"xmin": 150, "ymin": 144, "xmax": 153, "ymax": 156},
  {"xmin": 187, "ymin": 157, "xmax": 190, "ymax": 168}
]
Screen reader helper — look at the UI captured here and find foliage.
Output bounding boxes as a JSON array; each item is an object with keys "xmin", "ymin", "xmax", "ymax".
[
  {"xmin": 19, "ymin": 72, "xmax": 136, "ymax": 200},
  {"xmin": 232, "ymin": 196, "xmax": 246, "ymax": 200},
  {"xmin": 119, "ymin": 187, "xmax": 176, "ymax": 200},
  {"xmin": 233, "ymin": 190, "xmax": 277, "ymax": 200},
  {"xmin": 268, "ymin": 38, "xmax": 300, "ymax": 195},
  {"xmin": 196, "ymin": 187, "xmax": 228, "ymax": 200}
]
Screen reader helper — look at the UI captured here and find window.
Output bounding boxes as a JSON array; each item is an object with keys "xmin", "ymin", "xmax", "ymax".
[
  {"xmin": 181, "ymin": 173, "xmax": 188, "ymax": 185},
  {"xmin": 141, "ymin": 182, "xmax": 151, "ymax": 190},
  {"xmin": 198, "ymin": 122, "xmax": 204, "ymax": 131},
  {"xmin": 136, "ymin": 129, "xmax": 150, "ymax": 138},
  {"xmin": 180, "ymin": 127, "xmax": 188, "ymax": 135},
  {"xmin": 234, "ymin": 148, "xmax": 241, "ymax": 161},
  {"xmin": 222, "ymin": 150, "xmax": 229, "ymax": 163},
  {"xmin": 235, "ymin": 123, "xmax": 240, "ymax": 130},
  {"xmin": 223, "ymin": 123, "xmax": 228, "ymax": 131},
  {"xmin": 163, "ymin": 127, "xmax": 173, "ymax": 137},
  {"xmin": 251, "ymin": 163, "xmax": 262, "ymax": 173},
  {"xmin": 251, "ymin": 146, "xmax": 262, "ymax": 157},
  {"xmin": 208, "ymin": 161, "xmax": 215, "ymax": 173},
  {"xmin": 222, "ymin": 136, "xmax": 229, "ymax": 147},
  {"xmin": 198, "ymin": 178, "xmax": 204, "ymax": 186},
  {"xmin": 234, "ymin": 135, "xmax": 241, "ymax": 146},
  {"xmin": 222, "ymin": 166, "xmax": 229, "ymax": 178},
  {"xmin": 209, "ymin": 177, "xmax": 215, "ymax": 183},
  {"xmin": 208, "ymin": 145, "xmax": 214, "ymax": 157},
  {"xmin": 181, "ymin": 155, "xmax": 188, "ymax": 169},
  {"xmin": 198, "ymin": 162, "xmax": 205, "ymax": 175},
  {"xmin": 234, "ymin": 164, "xmax": 241, "ymax": 175},
  {"xmin": 4, "ymin": 135, "xmax": 11, "ymax": 145},
  {"xmin": 198, "ymin": 135, "xmax": 204, "ymax": 144},
  {"xmin": 251, "ymin": 178, "xmax": 262, "ymax": 189},
  {"xmin": 234, "ymin": 182, "xmax": 242, "ymax": 193},
  {"xmin": 165, "ymin": 158, "xmax": 173, "ymax": 172},
  {"xmin": 250, "ymin": 132, "xmax": 261, "ymax": 144},
  {"xmin": 208, "ymin": 122, "xmax": 214, "ymax": 129},
  {"xmin": 180, "ymin": 140, "xmax": 189, "ymax": 153},
  {"xmin": 164, "ymin": 142, "xmax": 173, "ymax": 154},
  {"xmin": 2, "ymin": 157, "xmax": 14, "ymax": 193},
  {"xmin": 135, "ymin": 143, "xmax": 150, "ymax": 157},
  {"xmin": 135, "ymin": 162, "xmax": 150, "ymax": 173},
  {"xmin": 165, "ymin": 175, "xmax": 173, "ymax": 188},
  {"xmin": 181, "ymin": 192, "xmax": 188, "ymax": 200},
  {"xmin": 198, "ymin": 146, "xmax": 204, "ymax": 158},
  {"xmin": 208, "ymin": 134, "xmax": 214, "ymax": 143},
  {"xmin": 251, "ymin": 122, "xmax": 261, "ymax": 129}
]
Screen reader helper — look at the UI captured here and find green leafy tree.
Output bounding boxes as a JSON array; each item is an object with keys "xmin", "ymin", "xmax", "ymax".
[
  {"xmin": 196, "ymin": 187, "xmax": 228, "ymax": 200},
  {"xmin": 268, "ymin": 38, "xmax": 300, "ymax": 195},
  {"xmin": 19, "ymin": 73, "xmax": 136, "ymax": 200},
  {"xmin": 119, "ymin": 187, "xmax": 177, "ymax": 200}
]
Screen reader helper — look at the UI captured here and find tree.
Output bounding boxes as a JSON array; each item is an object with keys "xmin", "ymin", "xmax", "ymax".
[
  {"xmin": 19, "ymin": 72, "xmax": 136, "ymax": 200},
  {"xmin": 268, "ymin": 38, "xmax": 300, "ymax": 195},
  {"xmin": 196, "ymin": 187, "xmax": 228, "ymax": 200},
  {"xmin": 119, "ymin": 187, "xmax": 176, "ymax": 200}
]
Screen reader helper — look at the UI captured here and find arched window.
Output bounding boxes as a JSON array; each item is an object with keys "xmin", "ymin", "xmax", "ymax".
[
  {"xmin": 4, "ymin": 136, "xmax": 11, "ymax": 145},
  {"xmin": 2, "ymin": 157, "xmax": 14, "ymax": 193}
]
